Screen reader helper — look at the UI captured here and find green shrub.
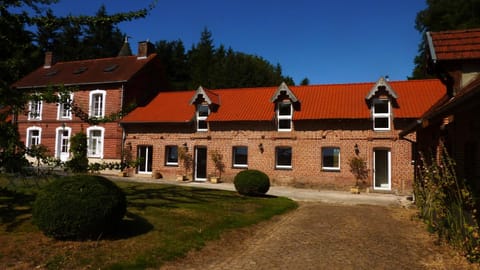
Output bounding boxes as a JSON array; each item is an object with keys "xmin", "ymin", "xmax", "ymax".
[
  {"xmin": 234, "ymin": 169, "xmax": 270, "ymax": 196},
  {"xmin": 65, "ymin": 132, "xmax": 88, "ymax": 173},
  {"xmin": 32, "ymin": 175, "xmax": 126, "ymax": 240}
]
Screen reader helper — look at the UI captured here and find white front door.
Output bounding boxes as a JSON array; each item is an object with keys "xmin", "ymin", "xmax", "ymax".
[
  {"xmin": 373, "ymin": 149, "xmax": 391, "ymax": 190},
  {"xmin": 57, "ymin": 128, "xmax": 70, "ymax": 162}
]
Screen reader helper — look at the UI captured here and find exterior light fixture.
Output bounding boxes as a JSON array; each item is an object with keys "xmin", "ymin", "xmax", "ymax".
[
  {"xmin": 258, "ymin": 143, "xmax": 264, "ymax": 153},
  {"xmin": 354, "ymin": 144, "xmax": 359, "ymax": 155}
]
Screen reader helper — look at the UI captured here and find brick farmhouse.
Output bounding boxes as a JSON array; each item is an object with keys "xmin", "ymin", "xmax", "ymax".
[
  {"xmin": 12, "ymin": 41, "xmax": 166, "ymax": 164},
  {"xmin": 121, "ymin": 78, "xmax": 445, "ymax": 194}
]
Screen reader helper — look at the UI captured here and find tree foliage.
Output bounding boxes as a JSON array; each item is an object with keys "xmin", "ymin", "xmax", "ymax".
[
  {"xmin": 156, "ymin": 28, "xmax": 295, "ymax": 89},
  {"xmin": 411, "ymin": 0, "xmax": 480, "ymax": 78}
]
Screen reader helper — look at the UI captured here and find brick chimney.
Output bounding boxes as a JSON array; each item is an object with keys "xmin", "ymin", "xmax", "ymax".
[
  {"xmin": 44, "ymin": 51, "xmax": 55, "ymax": 68},
  {"xmin": 137, "ymin": 41, "xmax": 154, "ymax": 59}
]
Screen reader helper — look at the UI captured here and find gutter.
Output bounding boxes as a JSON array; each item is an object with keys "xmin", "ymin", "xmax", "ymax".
[{"xmin": 426, "ymin": 31, "xmax": 437, "ymax": 64}]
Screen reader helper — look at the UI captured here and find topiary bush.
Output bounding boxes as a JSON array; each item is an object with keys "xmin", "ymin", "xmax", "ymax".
[
  {"xmin": 32, "ymin": 175, "xmax": 126, "ymax": 240},
  {"xmin": 234, "ymin": 169, "xmax": 270, "ymax": 196}
]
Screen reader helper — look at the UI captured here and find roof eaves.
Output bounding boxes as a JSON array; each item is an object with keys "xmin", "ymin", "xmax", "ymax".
[{"xmin": 14, "ymin": 80, "xmax": 128, "ymax": 90}]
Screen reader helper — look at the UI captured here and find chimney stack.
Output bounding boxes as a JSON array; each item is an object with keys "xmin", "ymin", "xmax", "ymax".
[
  {"xmin": 44, "ymin": 52, "xmax": 55, "ymax": 68},
  {"xmin": 137, "ymin": 40, "xmax": 154, "ymax": 59}
]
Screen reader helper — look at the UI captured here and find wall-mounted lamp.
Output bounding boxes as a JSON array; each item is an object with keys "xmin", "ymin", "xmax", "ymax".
[
  {"xmin": 183, "ymin": 142, "xmax": 188, "ymax": 152},
  {"xmin": 354, "ymin": 144, "xmax": 359, "ymax": 155},
  {"xmin": 258, "ymin": 143, "xmax": 264, "ymax": 153}
]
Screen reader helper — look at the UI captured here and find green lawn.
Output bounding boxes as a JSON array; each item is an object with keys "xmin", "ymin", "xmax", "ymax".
[{"xmin": 0, "ymin": 176, "xmax": 297, "ymax": 269}]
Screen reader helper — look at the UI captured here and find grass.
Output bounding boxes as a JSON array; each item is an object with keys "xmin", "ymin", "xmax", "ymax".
[{"xmin": 0, "ymin": 175, "xmax": 297, "ymax": 269}]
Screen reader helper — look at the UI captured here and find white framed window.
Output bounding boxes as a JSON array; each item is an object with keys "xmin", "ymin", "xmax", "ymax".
[
  {"xmin": 322, "ymin": 147, "xmax": 340, "ymax": 171},
  {"xmin": 86, "ymin": 126, "xmax": 104, "ymax": 158},
  {"xmin": 57, "ymin": 93, "xmax": 73, "ymax": 120},
  {"xmin": 26, "ymin": 126, "xmax": 42, "ymax": 148},
  {"xmin": 89, "ymin": 90, "xmax": 106, "ymax": 118},
  {"xmin": 277, "ymin": 101, "xmax": 292, "ymax": 131},
  {"xmin": 233, "ymin": 146, "xmax": 248, "ymax": 168},
  {"xmin": 275, "ymin": 146, "xmax": 292, "ymax": 169},
  {"xmin": 373, "ymin": 99, "xmax": 391, "ymax": 131},
  {"xmin": 197, "ymin": 104, "xmax": 209, "ymax": 131},
  {"xmin": 28, "ymin": 99, "xmax": 42, "ymax": 120},
  {"xmin": 165, "ymin": 145, "xmax": 179, "ymax": 166}
]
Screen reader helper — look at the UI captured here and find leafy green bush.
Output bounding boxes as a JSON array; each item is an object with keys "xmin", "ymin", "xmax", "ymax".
[
  {"xmin": 234, "ymin": 169, "xmax": 270, "ymax": 196},
  {"xmin": 65, "ymin": 132, "xmax": 88, "ymax": 173},
  {"xmin": 32, "ymin": 175, "xmax": 126, "ymax": 240}
]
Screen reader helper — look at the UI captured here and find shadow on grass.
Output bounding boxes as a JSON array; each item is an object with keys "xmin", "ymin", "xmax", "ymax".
[
  {"xmin": 107, "ymin": 211, "xmax": 154, "ymax": 240},
  {"xmin": 123, "ymin": 184, "xmax": 245, "ymax": 211},
  {"xmin": 0, "ymin": 188, "xmax": 36, "ymax": 232}
]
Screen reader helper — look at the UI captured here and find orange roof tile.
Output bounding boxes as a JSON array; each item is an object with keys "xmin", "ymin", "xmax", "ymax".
[
  {"xmin": 13, "ymin": 54, "xmax": 159, "ymax": 89},
  {"xmin": 121, "ymin": 79, "xmax": 445, "ymax": 124},
  {"xmin": 427, "ymin": 28, "xmax": 480, "ymax": 61}
]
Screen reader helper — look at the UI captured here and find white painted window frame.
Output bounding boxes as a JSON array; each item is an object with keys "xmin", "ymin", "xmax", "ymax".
[
  {"xmin": 86, "ymin": 126, "xmax": 105, "ymax": 158},
  {"xmin": 372, "ymin": 99, "xmax": 391, "ymax": 131},
  {"xmin": 322, "ymin": 147, "xmax": 341, "ymax": 171},
  {"xmin": 57, "ymin": 92, "xmax": 73, "ymax": 120},
  {"xmin": 196, "ymin": 104, "xmax": 209, "ymax": 132},
  {"xmin": 28, "ymin": 99, "xmax": 43, "ymax": 120},
  {"xmin": 277, "ymin": 102, "xmax": 292, "ymax": 132},
  {"xmin": 89, "ymin": 89, "xmax": 106, "ymax": 118},
  {"xmin": 26, "ymin": 126, "xmax": 42, "ymax": 148},
  {"xmin": 232, "ymin": 146, "xmax": 248, "ymax": 168}
]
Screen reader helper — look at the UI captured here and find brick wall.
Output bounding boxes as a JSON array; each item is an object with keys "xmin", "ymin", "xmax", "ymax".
[
  {"xmin": 17, "ymin": 87, "xmax": 124, "ymax": 161},
  {"xmin": 124, "ymin": 119, "xmax": 416, "ymax": 194}
]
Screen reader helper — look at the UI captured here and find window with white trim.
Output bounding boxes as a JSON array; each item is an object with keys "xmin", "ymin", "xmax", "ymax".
[
  {"xmin": 28, "ymin": 99, "xmax": 42, "ymax": 120},
  {"xmin": 26, "ymin": 127, "xmax": 42, "ymax": 148},
  {"xmin": 165, "ymin": 145, "xmax": 178, "ymax": 166},
  {"xmin": 277, "ymin": 101, "xmax": 292, "ymax": 131},
  {"xmin": 233, "ymin": 146, "xmax": 248, "ymax": 168},
  {"xmin": 322, "ymin": 147, "xmax": 340, "ymax": 171},
  {"xmin": 372, "ymin": 99, "xmax": 391, "ymax": 131},
  {"xmin": 275, "ymin": 146, "xmax": 292, "ymax": 169},
  {"xmin": 89, "ymin": 90, "xmax": 106, "ymax": 118},
  {"xmin": 197, "ymin": 104, "xmax": 209, "ymax": 131},
  {"xmin": 57, "ymin": 93, "xmax": 73, "ymax": 120},
  {"xmin": 86, "ymin": 126, "xmax": 104, "ymax": 158}
]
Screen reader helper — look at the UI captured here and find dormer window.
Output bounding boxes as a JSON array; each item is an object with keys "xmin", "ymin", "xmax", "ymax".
[
  {"xmin": 197, "ymin": 104, "xmax": 209, "ymax": 131},
  {"xmin": 277, "ymin": 101, "xmax": 292, "ymax": 131},
  {"xmin": 372, "ymin": 99, "xmax": 391, "ymax": 131}
]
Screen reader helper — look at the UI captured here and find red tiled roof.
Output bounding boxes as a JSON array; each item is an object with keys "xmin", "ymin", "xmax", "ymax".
[
  {"xmin": 121, "ymin": 79, "xmax": 445, "ymax": 124},
  {"xmin": 12, "ymin": 54, "xmax": 158, "ymax": 89},
  {"xmin": 427, "ymin": 28, "xmax": 480, "ymax": 61}
]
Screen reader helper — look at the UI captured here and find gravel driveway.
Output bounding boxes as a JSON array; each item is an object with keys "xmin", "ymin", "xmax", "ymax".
[{"xmin": 161, "ymin": 202, "xmax": 478, "ymax": 270}]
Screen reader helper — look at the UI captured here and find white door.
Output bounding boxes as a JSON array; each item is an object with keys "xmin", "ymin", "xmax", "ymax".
[
  {"xmin": 373, "ymin": 149, "xmax": 391, "ymax": 190},
  {"xmin": 57, "ymin": 129, "xmax": 70, "ymax": 162}
]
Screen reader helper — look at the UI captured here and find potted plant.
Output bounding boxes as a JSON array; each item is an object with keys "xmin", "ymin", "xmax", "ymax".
[
  {"xmin": 209, "ymin": 150, "xmax": 225, "ymax": 183},
  {"xmin": 178, "ymin": 146, "xmax": 193, "ymax": 181},
  {"xmin": 348, "ymin": 156, "xmax": 368, "ymax": 194}
]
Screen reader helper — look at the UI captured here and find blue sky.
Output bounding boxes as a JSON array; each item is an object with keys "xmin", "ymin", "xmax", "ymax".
[{"xmin": 45, "ymin": 0, "xmax": 426, "ymax": 85}]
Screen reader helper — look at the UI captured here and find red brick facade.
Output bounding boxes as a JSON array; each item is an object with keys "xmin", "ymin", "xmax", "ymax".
[
  {"xmin": 122, "ymin": 79, "xmax": 445, "ymax": 194},
  {"xmin": 13, "ymin": 42, "xmax": 167, "ymax": 163},
  {"xmin": 124, "ymin": 119, "xmax": 417, "ymax": 194}
]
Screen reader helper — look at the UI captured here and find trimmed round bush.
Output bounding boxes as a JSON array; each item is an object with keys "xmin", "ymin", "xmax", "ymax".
[
  {"xmin": 32, "ymin": 175, "xmax": 126, "ymax": 240},
  {"xmin": 234, "ymin": 169, "xmax": 270, "ymax": 196}
]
